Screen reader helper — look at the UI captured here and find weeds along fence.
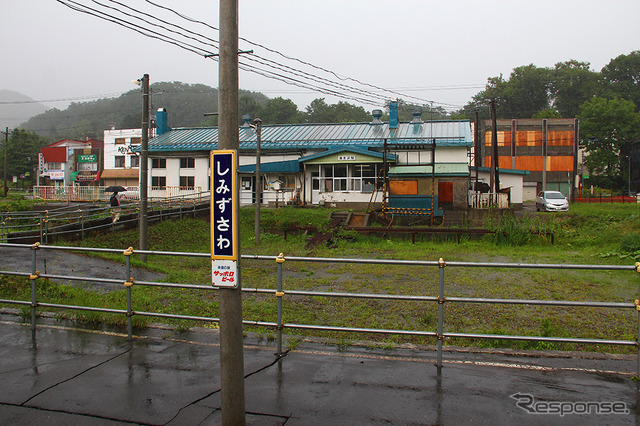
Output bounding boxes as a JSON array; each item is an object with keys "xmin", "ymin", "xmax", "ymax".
[
  {"xmin": 0, "ymin": 242, "xmax": 639, "ymax": 371},
  {"xmin": 0, "ymin": 192, "xmax": 210, "ymax": 244}
]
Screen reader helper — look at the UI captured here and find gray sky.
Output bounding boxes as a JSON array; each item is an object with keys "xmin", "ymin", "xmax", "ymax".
[{"xmin": 2, "ymin": 0, "xmax": 639, "ymax": 116}]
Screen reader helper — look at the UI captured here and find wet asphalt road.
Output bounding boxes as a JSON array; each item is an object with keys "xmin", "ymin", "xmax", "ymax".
[{"xmin": 0, "ymin": 311, "xmax": 638, "ymax": 425}]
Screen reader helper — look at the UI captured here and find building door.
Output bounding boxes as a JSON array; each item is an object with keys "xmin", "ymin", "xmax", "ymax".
[
  {"xmin": 311, "ymin": 171, "xmax": 320, "ymax": 204},
  {"xmin": 438, "ymin": 181, "xmax": 453, "ymax": 203}
]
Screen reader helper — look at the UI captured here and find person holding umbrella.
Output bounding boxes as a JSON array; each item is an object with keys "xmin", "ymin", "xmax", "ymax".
[{"xmin": 105, "ymin": 185, "xmax": 126, "ymax": 223}]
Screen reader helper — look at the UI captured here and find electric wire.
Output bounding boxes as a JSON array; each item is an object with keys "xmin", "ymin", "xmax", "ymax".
[
  {"xmin": 105, "ymin": 0, "xmax": 393, "ymax": 107},
  {"xmin": 139, "ymin": 0, "xmax": 463, "ymax": 109},
  {"xmin": 56, "ymin": 0, "xmax": 214, "ymax": 57},
  {"xmin": 56, "ymin": 0, "xmax": 478, "ymax": 112},
  {"xmin": 61, "ymin": 0, "xmax": 388, "ymax": 107}
]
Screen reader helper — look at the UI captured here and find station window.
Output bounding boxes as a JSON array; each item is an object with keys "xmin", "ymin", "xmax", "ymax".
[
  {"xmin": 151, "ymin": 176, "xmax": 166, "ymax": 189},
  {"xmin": 152, "ymin": 158, "xmax": 166, "ymax": 169},
  {"xmin": 179, "ymin": 176, "xmax": 195, "ymax": 189},
  {"xmin": 180, "ymin": 157, "xmax": 195, "ymax": 168}
]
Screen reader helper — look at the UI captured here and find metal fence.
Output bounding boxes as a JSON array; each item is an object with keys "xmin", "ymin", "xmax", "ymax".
[
  {"xmin": 0, "ymin": 242, "xmax": 638, "ymax": 372},
  {"xmin": 575, "ymin": 194, "xmax": 639, "ymax": 204},
  {"xmin": 0, "ymin": 192, "xmax": 210, "ymax": 243},
  {"xmin": 32, "ymin": 186, "xmax": 204, "ymax": 203}
]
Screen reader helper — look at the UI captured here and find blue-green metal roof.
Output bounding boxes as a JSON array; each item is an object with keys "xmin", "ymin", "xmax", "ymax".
[
  {"xmin": 239, "ymin": 160, "xmax": 300, "ymax": 174},
  {"xmin": 298, "ymin": 146, "xmax": 395, "ymax": 163},
  {"xmin": 143, "ymin": 120, "xmax": 472, "ymax": 153},
  {"xmin": 471, "ymin": 166, "xmax": 530, "ymax": 175}
]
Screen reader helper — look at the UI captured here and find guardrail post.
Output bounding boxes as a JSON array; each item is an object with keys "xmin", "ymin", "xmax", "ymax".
[
  {"xmin": 276, "ymin": 253, "xmax": 286, "ymax": 357},
  {"xmin": 30, "ymin": 243, "xmax": 40, "ymax": 333},
  {"xmin": 80, "ymin": 209, "xmax": 85, "ymax": 239},
  {"xmin": 436, "ymin": 257, "xmax": 446, "ymax": 372},
  {"xmin": 44, "ymin": 211, "xmax": 49, "ymax": 244},
  {"xmin": 124, "ymin": 247, "xmax": 134, "ymax": 340}
]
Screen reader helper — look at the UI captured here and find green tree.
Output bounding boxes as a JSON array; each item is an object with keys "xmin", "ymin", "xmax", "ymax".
[
  {"xmin": 601, "ymin": 51, "xmax": 640, "ymax": 108},
  {"xmin": 304, "ymin": 98, "xmax": 370, "ymax": 123},
  {"xmin": 7, "ymin": 129, "xmax": 48, "ymax": 188},
  {"xmin": 459, "ymin": 64, "xmax": 552, "ymax": 119},
  {"xmin": 579, "ymin": 96, "xmax": 640, "ymax": 189},
  {"xmin": 550, "ymin": 60, "xmax": 602, "ymax": 118},
  {"xmin": 258, "ymin": 97, "xmax": 301, "ymax": 124}
]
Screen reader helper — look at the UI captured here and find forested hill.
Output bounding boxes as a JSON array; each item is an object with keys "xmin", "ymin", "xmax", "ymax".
[
  {"xmin": 21, "ymin": 82, "xmax": 268, "ymax": 142},
  {"xmin": 19, "ymin": 81, "xmax": 446, "ymax": 143}
]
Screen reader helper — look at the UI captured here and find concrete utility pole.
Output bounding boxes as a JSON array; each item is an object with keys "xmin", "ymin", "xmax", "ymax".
[
  {"xmin": 140, "ymin": 74, "xmax": 149, "ymax": 262},
  {"xmin": 218, "ymin": 0, "xmax": 246, "ymax": 424},
  {"xmin": 254, "ymin": 118, "xmax": 262, "ymax": 245}
]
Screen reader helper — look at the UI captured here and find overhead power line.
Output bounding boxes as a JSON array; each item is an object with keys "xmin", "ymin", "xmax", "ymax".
[
  {"xmin": 57, "ymin": 0, "xmax": 469, "ymax": 110},
  {"xmin": 0, "ymin": 92, "xmax": 128, "ymax": 105}
]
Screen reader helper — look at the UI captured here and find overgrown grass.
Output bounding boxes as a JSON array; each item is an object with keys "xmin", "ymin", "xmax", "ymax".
[
  {"xmin": 3, "ymin": 203, "xmax": 640, "ymax": 353},
  {"xmin": 0, "ymin": 191, "xmax": 41, "ymax": 212}
]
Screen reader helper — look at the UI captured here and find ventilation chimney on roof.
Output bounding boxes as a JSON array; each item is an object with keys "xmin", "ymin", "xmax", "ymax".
[
  {"xmin": 411, "ymin": 109, "xmax": 423, "ymax": 124},
  {"xmin": 389, "ymin": 100, "xmax": 399, "ymax": 129},
  {"xmin": 156, "ymin": 108, "xmax": 169, "ymax": 135},
  {"xmin": 241, "ymin": 114, "xmax": 252, "ymax": 127},
  {"xmin": 371, "ymin": 109, "xmax": 383, "ymax": 124}
]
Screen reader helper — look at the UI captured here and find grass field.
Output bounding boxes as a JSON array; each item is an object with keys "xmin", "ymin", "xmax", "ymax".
[{"xmin": 3, "ymin": 202, "xmax": 640, "ymax": 353}]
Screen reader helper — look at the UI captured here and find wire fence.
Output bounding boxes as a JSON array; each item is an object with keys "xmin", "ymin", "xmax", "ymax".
[{"xmin": 0, "ymin": 242, "xmax": 638, "ymax": 372}]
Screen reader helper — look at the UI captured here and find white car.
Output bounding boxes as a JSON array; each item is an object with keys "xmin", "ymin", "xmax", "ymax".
[{"xmin": 536, "ymin": 191, "xmax": 569, "ymax": 212}]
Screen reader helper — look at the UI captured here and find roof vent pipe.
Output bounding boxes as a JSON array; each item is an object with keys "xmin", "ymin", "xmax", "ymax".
[
  {"xmin": 371, "ymin": 109, "xmax": 383, "ymax": 124},
  {"xmin": 241, "ymin": 114, "xmax": 252, "ymax": 127},
  {"xmin": 156, "ymin": 108, "xmax": 169, "ymax": 136},
  {"xmin": 389, "ymin": 100, "xmax": 399, "ymax": 129},
  {"xmin": 411, "ymin": 109, "xmax": 423, "ymax": 124}
]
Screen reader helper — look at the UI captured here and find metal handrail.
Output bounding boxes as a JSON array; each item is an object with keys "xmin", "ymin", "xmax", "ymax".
[{"xmin": 0, "ymin": 242, "xmax": 638, "ymax": 372}]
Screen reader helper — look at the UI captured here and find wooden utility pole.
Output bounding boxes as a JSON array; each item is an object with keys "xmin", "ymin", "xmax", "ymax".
[
  {"xmin": 140, "ymin": 74, "xmax": 149, "ymax": 262},
  {"xmin": 218, "ymin": 0, "xmax": 246, "ymax": 424}
]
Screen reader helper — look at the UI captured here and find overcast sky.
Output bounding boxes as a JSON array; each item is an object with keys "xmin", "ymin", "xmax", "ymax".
[{"xmin": 2, "ymin": 0, "xmax": 639, "ymax": 116}]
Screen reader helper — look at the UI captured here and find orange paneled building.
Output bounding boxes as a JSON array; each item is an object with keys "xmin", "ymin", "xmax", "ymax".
[{"xmin": 482, "ymin": 119, "xmax": 578, "ymax": 198}]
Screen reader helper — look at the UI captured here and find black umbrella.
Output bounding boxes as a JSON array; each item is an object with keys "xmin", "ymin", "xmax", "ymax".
[{"xmin": 104, "ymin": 185, "xmax": 127, "ymax": 193}]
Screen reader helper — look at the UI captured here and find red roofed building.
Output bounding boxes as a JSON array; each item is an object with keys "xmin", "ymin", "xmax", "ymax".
[{"xmin": 37, "ymin": 139, "xmax": 103, "ymax": 187}]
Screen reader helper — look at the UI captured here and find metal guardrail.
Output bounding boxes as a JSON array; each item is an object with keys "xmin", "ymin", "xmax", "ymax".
[
  {"xmin": 0, "ymin": 243, "xmax": 638, "ymax": 371},
  {"xmin": 0, "ymin": 192, "xmax": 211, "ymax": 243},
  {"xmin": 31, "ymin": 186, "xmax": 204, "ymax": 202}
]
